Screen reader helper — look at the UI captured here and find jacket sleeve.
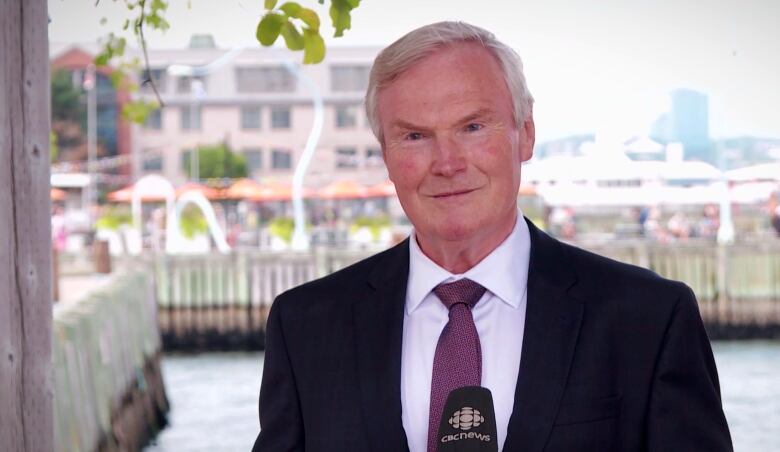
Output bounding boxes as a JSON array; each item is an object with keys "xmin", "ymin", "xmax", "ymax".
[
  {"xmin": 646, "ymin": 284, "xmax": 733, "ymax": 451},
  {"xmin": 252, "ymin": 297, "xmax": 305, "ymax": 451}
]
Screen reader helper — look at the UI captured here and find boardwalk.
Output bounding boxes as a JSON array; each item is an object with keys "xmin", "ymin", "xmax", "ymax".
[{"xmin": 137, "ymin": 241, "xmax": 780, "ymax": 350}]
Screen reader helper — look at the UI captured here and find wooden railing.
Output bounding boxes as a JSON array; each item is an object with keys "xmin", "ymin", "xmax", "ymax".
[
  {"xmin": 148, "ymin": 248, "xmax": 374, "ymax": 349},
  {"xmin": 582, "ymin": 240, "xmax": 780, "ymax": 331},
  {"xmin": 145, "ymin": 241, "xmax": 780, "ymax": 348}
]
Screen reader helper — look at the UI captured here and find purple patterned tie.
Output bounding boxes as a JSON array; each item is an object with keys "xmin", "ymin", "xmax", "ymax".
[{"xmin": 427, "ymin": 278, "xmax": 486, "ymax": 452}]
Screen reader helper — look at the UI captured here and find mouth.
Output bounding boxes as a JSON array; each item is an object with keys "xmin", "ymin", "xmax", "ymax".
[{"xmin": 431, "ymin": 188, "xmax": 476, "ymax": 199}]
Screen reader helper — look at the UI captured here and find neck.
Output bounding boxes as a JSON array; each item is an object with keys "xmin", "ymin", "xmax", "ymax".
[{"xmin": 416, "ymin": 212, "xmax": 518, "ymax": 274}]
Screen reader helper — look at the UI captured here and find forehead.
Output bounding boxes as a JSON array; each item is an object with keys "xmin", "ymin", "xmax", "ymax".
[{"xmin": 376, "ymin": 43, "xmax": 512, "ymax": 126}]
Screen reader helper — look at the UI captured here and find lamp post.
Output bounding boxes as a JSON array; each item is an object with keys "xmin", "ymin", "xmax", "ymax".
[
  {"xmin": 277, "ymin": 55, "xmax": 324, "ymax": 251},
  {"xmin": 716, "ymin": 143, "xmax": 735, "ymax": 244},
  {"xmin": 166, "ymin": 47, "xmax": 246, "ymax": 182},
  {"xmin": 83, "ymin": 64, "xmax": 98, "ymax": 230}
]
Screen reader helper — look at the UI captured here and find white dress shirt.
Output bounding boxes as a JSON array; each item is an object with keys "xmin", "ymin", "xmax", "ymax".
[{"xmin": 401, "ymin": 211, "xmax": 531, "ymax": 452}]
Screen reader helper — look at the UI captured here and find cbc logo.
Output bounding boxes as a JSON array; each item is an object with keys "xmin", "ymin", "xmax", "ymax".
[{"xmin": 448, "ymin": 406, "xmax": 484, "ymax": 431}]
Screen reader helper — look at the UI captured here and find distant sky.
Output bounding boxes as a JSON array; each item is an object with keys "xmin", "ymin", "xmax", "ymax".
[{"xmin": 49, "ymin": 0, "xmax": 780, "ymax": 143}]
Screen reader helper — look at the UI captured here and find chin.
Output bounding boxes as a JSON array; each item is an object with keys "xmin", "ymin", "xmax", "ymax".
[{"xmin": 429, "ymin": 220, "xmax": 481, "ymax": 243}]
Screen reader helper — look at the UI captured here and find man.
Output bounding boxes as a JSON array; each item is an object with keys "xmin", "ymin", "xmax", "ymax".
[{"xmin": 253, "ymin": 21, "xmax": 732, "ymax": 452}]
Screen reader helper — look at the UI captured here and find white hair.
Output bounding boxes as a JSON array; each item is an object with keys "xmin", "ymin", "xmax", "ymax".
[{"xmin": 365, "ymin": 21, "xmax": 534, "ymax": 144}]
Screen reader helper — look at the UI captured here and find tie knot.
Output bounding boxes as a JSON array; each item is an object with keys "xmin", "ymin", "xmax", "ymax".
[{"xmin": 433, "ymin": 278, "xmax": 486, "ymax": 310}]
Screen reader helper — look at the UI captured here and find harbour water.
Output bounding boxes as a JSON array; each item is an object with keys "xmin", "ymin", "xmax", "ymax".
[{"xmin": 145, "ymin": 341, "xmax": 780, "ymax": 452}]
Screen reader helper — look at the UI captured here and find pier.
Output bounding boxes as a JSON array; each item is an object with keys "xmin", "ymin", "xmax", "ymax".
[
  {"xmin": 140, "ymin": 241, "xmax": 780, "ymax": 349},
  {"xmin": 54, "ymin": 270, "xmax": 168, "ymax": 452},
  {"xmin": 42, "ymin": 238, "xmax": 780, "ymax": 452}
]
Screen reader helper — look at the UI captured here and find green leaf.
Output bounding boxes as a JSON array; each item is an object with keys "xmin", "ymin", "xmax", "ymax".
[
  {"xmin": 151, "ymin": 0, "xmax": 168, "ymax": 11},
  {"xmin": 109, "ymin": 70, "xmax": 125, "ymax": 89},
  {"xmin": 345, "ymin": 0, "xmax": 360, "ymax": 7},
  {"xmin": 329, "ymin": 1, "xmax": 352, "ymax": 37},
  {"xmin": 94, "ymin": 52, "xmax": 111, "ymax": 66},
  {"xmin": 115, "ymin": 37, "xmax": 127, "ymax": 56},
  {"xmin": 279, "ymin": 2, "xmax": 301, "ymax": 16},
  {"xmin": 264, "ymin": 0, "xmax": 278, "ymax": 9},
  {"xmin": 256, "ymin": 13, "xmax": 285, "ymax": 46},
  {"xmin": 121, "ymin": 101, "xmax": 158, "ymax": 124},
  {"xmin": 297, "ymin": 8, "xmax": 320, "ymax": 31},
  {"xmin": 303, "ymin": 29, "xmax": 325, "ymax": 64},
  {"xmin": 281, "ymin": 21, "xmax": 305, "ymax": 51},
  {"xmin": 122, "ymin": 19, "xmax": 130, "ymax": 30}
]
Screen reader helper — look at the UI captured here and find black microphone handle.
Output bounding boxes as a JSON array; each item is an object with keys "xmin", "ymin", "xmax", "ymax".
[{"xmin": 436, "ymin": 386, "xmax": 498, "ymax": 452}]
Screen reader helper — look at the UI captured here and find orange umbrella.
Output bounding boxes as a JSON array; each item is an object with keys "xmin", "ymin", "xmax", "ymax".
[
  {"xmin": 222, "ymin": 178, "xmax": 311, "ymax": 202},
  {"xmin": 317, "ymin": 180, "xmax": 370, "ymax": 200},
  {"xmin": 365, "ymin": 180, "xmax": 396, "ymax": 198},
  {"xmin": 258, "ymin": 181, "xmax": 313, "ymax": 202},
  {"xmin": 106, "ymin": 184, "xmax": 167, "ymax": 202},
  {"xmin": 50, "ymin": 188, "xmax": 67, "ymax": 201},
  {"xmin": 175, "ymin": 182, "xmax": 220, "ymax": 200},
  {"xmin": 221, "ymin": 178, "xmax": 266, "ymax": 200}
]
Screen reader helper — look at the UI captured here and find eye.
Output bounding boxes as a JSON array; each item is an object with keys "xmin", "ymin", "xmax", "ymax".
[
  {"xmin": 465, "ymin": 123, "xmax": 483, "ymax": 132},
  {"xmin": 405, "ymin": 132, "xmax": 424, "ymax": 141}
]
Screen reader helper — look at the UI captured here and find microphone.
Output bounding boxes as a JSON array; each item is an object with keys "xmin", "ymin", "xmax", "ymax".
[{"xmin": 436, "ymin": 386, "xmax": 498, "ymax": 452}]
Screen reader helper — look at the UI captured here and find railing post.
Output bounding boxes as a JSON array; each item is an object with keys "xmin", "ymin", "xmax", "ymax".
[
  {"xmin": 716, "ymin": 244, "xmax": 730, "ymax": 325},
  {"xmin": 636, "ymin": 241, "xmax": 650, "ymax": 269},
  {"xmin": 314, "ymin": 245, "xmax": 329, "ymax": 278}
]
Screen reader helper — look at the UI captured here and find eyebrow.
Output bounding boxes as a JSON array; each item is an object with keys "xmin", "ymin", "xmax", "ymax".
[
  {"xmin": 388, "ymin": 107, "xmax": 495, "ymax": 132},
  {"xmin": 456, "ymin": 108, "xmax": 493, "ymax": 125}
]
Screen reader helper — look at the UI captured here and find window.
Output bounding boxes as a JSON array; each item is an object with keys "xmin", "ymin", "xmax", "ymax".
[
  {"xmin": 144, "ymin": 109, "xmax": 162, "ymax": 130},
  {"xmin": 139, "ymin": 68, "xmax": 167, "ymax": 93},
  {"xmin": 330, "ymin": 65, "xmax": 370, "ymax": 92},
  {"xmin": 271, "ymin": 148, "xmax": 292, "ymax": 170},
  {"xmin": 180, "ymin": 149, "xmax": 193, "ymax": 172},
  {"xmin": 181, "ymin": 106, "xmax": 202, "ymax": 130},
  {"xmin": 271, "ymin": 107, "xmax": 291, "ymax": 129},
  {"xmin": 244, "ymin": 148, "xmax": 263, "ymax": 172},
  {"xmin": 365, "ymin": 147, "xmax": 383, "ymax": 167},
  {"xmin": 176, "ymin": 75, "xmax": 207, "ymax": 94},
  {"xmin": 235, "ymin": 67, "xmax": 296, "ymax": 93},
  {"xmin": 335, "ymin": 106, "xmax": 357, "ymax": 129},
  {"xmin": 335, "ymin": 147, "xmax": 358, "ymax": 169},
  {"xmin": 241, "ymin": 106, "xmax": 262, "ymax": 130},
  {"xmin": 143, "ymin": 155, "xmax": 163, "ymax": 172}
]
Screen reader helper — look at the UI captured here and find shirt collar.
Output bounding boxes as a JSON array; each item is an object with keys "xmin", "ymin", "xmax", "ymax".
[{"xmin": 406, "ymin": 210, "xmax": 531, "ymax": 314}]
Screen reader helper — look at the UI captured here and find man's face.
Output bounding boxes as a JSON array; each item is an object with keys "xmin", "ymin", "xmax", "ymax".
[{"xmin": 378, "ymin": 43, "xmax": 534, "ymax": 247}]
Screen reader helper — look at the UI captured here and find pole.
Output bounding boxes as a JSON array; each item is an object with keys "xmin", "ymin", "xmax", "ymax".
[
  {"xmin": 282, "ymin": 57, "xmax": 323, "ymax": 251},
  {"xmin": 190, "ymin": 87, "xmax": 199, "ymax": 182},
  {"xmin": 0, "ymin": 0, "xmax": 54, "ymax": 449},
  {"xmin": 716, "ymin": 142, "xmax": 734, "ymax": 244},
  {"xmin": 86, "ymin": 64, "xmax": 97, "ymax": 230}
]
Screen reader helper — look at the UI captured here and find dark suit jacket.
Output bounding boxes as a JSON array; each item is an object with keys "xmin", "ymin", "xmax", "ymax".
[{"xmin": 253, "ymin": 219, "xmax": 732, "ymax": 451}]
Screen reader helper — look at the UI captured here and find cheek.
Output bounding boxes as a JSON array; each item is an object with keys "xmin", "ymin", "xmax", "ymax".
[{"xmin": 387, "ymin": 153, "xmax": 426, "ymax": 186}]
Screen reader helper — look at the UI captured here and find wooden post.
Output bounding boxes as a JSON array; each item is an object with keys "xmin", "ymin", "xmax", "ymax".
[
  {"xmin": 52, "ymin": 248, "xmax": 60, "ymax": 302},
  {"xmin": 93, "ymin": 239, "xmax": 112, "ymax": 274},
  {"xmin": 716, "ymin": 244, "xmax": 730, "ymax": 325},
  {"xmin": 0, "ymin": 1, "xmax": 54, "ymax": 451}
]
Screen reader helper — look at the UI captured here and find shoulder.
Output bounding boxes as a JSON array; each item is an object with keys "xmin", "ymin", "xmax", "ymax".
[
  {"xmin": 272, "ymin": 240, "xmax": 408, "ymax": 315},
  {"xmin": 561, "ymin": 240, "xmax": 693, "ymax": 310}
]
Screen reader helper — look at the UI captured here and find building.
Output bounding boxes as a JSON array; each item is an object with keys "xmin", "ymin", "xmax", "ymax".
[
  {"xmin": 650, "ymin": 88, "xmax": 712, "ymax": 163},
  {"xmin": 125, "ymin": 39, "xmax": 385, "ymax": 187},
  {"xmin": 50, "ymin": 47, "xmax": 134, "ymax": 180}
]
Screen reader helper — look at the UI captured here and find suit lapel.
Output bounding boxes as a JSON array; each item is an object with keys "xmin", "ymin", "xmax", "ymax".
[
  {"xmin": 503, "ymin": 219, "xmax": 583, "ymax": 452},
  {"xmin": 353, "ymin": 239, "xmax": 410, "ymax": 452}
]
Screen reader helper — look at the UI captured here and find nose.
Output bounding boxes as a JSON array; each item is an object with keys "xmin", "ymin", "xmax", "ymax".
[{"xmin": 430, "ymin": 136, "xmax": 467, "ymax": 177}]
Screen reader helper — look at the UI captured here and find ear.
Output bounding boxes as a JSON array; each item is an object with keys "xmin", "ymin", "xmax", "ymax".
[{"xmin": 519, "ymin": 110, "xmax": 535, "ymax": 163}]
